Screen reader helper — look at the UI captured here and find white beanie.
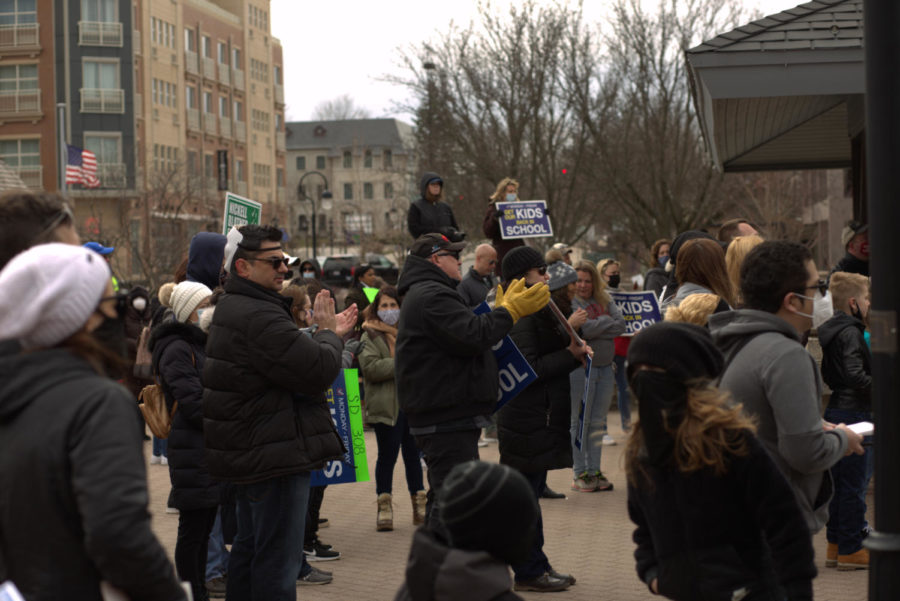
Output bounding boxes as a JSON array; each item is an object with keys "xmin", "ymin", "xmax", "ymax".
[
  {"xmin": 171, "ymin": 281, "xmax": 211, "ymax": 323},
  {"xmin": 0, "ymin": 243, "xmax": 111, "ymax": 350}
]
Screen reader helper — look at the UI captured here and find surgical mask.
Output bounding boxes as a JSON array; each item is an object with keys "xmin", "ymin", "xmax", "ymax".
[
  {"xmin": 196, "ymin": 308, "xmax": 208, "ymax": 321},
  {"xmin": 505, "ymin": 193, "xmax": 517, "ymax": 202},
  {"xmin": 302, "ymin": 271, "xmax": 315, "ymax": 279},
  {"xmin": 607, "ymin": 274, "xmax": 620, "ymax": 289},
  {"xmin": 378, "ymin": 308, "xmax": 400, "ymax": 326},
  {"xmin": 658, "ymin": 256, "xmax": 668, "ymax": 269},
  {"xmin": 795, "ymin": 290, "xmax": 833, "ymax": 329}
]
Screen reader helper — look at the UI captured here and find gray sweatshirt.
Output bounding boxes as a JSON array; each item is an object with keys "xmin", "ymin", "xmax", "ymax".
[
  {"xmin": 572, "ymin": 296, "xmax": 626, "ymax": 366},
  {"xmin": 709, "ymin": 309, "xmax": 848, "ymax": 533}
]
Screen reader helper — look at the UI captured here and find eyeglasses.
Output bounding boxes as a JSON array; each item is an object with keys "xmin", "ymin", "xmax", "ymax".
[
  {"xmin": 301, "ymin": 267, "xmax": 316, "ymax": 273},
  {"xmin": 802, "ymin": 279, "xmax": 828, "ymax": 297},
  {"xmin": 246, "ymin": 256, "xmax": 290, "ymax": 269},
  {"xmin": 32, "ymin": 204, "xmax": 74, "ymax": 243},
  {"xmin": 435, "ymin": 251, "xmax": 460, "ymax": 260}
]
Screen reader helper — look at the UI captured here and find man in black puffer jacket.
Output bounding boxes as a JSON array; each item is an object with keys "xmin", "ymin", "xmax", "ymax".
[
  {"xmin": 396, "ymin": 233, "xmax": 550, "ymax": 532},
  {"xmin": 407, "ymin": 172, "xmax": 464, "ymax": 241},
  {"xmin": 203, "ymin": 224, "xmax": 357, "ymax": 601}
]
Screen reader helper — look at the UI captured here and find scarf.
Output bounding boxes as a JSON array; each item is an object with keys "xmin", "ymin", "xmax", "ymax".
[{"xmin": 362, "ymin": 319, "xmax": 397, "ymax": 356}]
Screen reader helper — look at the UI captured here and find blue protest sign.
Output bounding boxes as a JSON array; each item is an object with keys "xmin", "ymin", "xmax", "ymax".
[
  {"xmin": 574, "ymin": 356, "xmax": 592, "ymax": 450},
  {"xmin": 496, "ymin": 200, "xmax": 553, "ymax": 239},
  {"xmin": 311, "ymin": 369, "xmax": 370, "ymax": 486},
  {"xmin": 609, "ymin": 290, "xmax": 662, "ymax": 336},
  {"xmin": 474, "ymin": 302, "xmax": 538, "ymax": 411}
]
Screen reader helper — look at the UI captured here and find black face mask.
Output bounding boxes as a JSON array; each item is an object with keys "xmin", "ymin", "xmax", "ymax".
[
  {"xmin": 92, "ymin": 313, "xmax": 128, "ymax": 359},
  {"xmin": 607, "ymin": 274, "xmax": 621, "ymax": 289},
  {"xmin": 631, "ymin": 370, "xmax": 687, "ymax": 466}
]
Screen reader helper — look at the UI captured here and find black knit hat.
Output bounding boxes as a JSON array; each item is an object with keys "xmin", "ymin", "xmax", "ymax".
[
  {"xmin": 501, "ymin": 246, "xmax": 544, "ymax": 283},
  {"xmin": 438, "ymin": 460, "xmax": 538, "ymax": 565},
  {"xmin": 626, "ymin": 322, "xmax": 724, "ymax": 384}
]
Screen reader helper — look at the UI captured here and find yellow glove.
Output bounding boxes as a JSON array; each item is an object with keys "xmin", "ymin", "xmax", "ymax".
[{"xmin": 495, "ymin": 278, "xmax": 550, "ymax": 323}]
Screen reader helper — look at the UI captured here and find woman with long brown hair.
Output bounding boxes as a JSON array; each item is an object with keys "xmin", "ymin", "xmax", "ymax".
[
  {"xmin": 663, "ymin": 238, "xmax": 734, "ymax": 315},
  {"xmin": 624, "ymin": 322, "xmax": 815, "ymax": 601}
]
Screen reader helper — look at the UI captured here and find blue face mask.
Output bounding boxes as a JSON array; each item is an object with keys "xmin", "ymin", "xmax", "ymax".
[
  {"xmin": 378, "ymin": 308, "xmax": 400, "ymax": 326},
  {"xmin": 658, "ymin": 256, "xmax": 668, "ymax": 268},
  {"xmin": 505, "ymin": 193, "xmax": 517, "ymax": 202},
  {"xmin": 301, "ymin": 271, "xmax": 315, "ymax": 279}
]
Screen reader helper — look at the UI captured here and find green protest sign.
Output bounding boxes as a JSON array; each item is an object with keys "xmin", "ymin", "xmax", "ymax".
[
  {"xmin": 363, "ymin": 287, "xmax": 379, "ymax": 304},
  {"xmin": 223, "ymin": 192, "xmax": 262, "ymax": 234}
]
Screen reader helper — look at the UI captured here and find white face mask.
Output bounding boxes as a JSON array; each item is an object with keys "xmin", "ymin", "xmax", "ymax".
[
  {"xmin": 378, "ymin": 308, "xmax": 400, "ymax": 326},
  {"xmin": 505, "ymin": 193, "xmax": 517, "ymax": 202},
  {"xmin": 795, "ymin": 290, "xmax": 833, "ymax": 329}
]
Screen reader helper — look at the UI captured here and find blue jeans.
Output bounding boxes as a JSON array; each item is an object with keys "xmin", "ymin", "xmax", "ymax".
[
  {"xmin": 205, "ymin": 509, "xmax": 228, "ymax": 581},
  {"xmin": 511, "ymin": 470, "xmax": 551, "ymax": 581},
  {"xmin": 824, "ymin": 408, "xmax": 872, "ymax": 555},
  {"xmin": 373, "ymin": 412, "xmax": 424, "ymax": 495},
  {"xmin": 152, "ymin": 435, "xmax": 167, "ymax": 457},
  {"xmin": 569, "ymin": 364, "xmax": 614, "ymax": 476},
  {"xmin": 612, "ymin": 354, "xmax": 631, "ymax": 429},
  {"xmin": 227, "ymin": 473, "xmax": 310, "ymax": 601}
]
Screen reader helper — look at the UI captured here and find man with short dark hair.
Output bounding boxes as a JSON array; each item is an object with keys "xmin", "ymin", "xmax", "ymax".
[
  {"xmin": 831, "ymin": 220, "xmax": 869, "ymax": 277},
  {"xmin": 0, "ymin": 190, "xmax": 79, "ymax": 268},
  {"xmin": 457, "ymin": 243, "xmax": 497, "ymax": 307},
  {"xmin": 717, "ymin": 218, "xmax": 758, "ymax": 243},
  {"xmin": 203, "ymin": 224, "xmax": 357, "ymax": 601},
  {"xmin": 709, "ymin": 240, "xmax": 864, "ymax": 533}
]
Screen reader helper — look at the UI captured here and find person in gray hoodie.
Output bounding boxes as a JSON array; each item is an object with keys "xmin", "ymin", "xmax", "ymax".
[{"xmin": 709, "ymin": 240, "xmax": 864, "ymax": 533}]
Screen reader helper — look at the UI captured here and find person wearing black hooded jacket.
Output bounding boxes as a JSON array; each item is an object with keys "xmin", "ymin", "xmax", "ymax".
[{"xmin": 407, "ymin": 172, "xmax": 464, "ymax": 241}]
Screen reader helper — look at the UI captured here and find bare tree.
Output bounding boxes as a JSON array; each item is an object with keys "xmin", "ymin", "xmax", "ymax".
[{"xmin": 312, "ymin": 94, "xmax": 372, "ymax": 120}]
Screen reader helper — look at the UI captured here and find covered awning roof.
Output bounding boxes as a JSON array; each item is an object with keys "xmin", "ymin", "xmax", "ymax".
[{"xmin": 686, "ymin": 0, "xmax": 863, "ymax": 172}]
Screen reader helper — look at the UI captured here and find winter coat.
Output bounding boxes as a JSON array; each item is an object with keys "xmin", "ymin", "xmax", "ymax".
[
  {"xmin": 482, "ymin": 202, "xmax": 524, "ymax": 276},
  {"xmin": 394, "ymin": 528, "xmax": 524, "ymax": 601},
  {"xmin": 498, "ymin": 306, "xmax": 579, "ymax": 473},
  {"xmin": 149, "ymin": 320, "xmax": 220, "ymax": 510},
  {"xmin": 709, "ymin": 309, "xmax": 848, "ymax": 532},
  {"xmin": 457, "ymin": 266, "xmax": 496, "ymax": 308},
  {"xmin": 408, "ymin": 171, "xmax": 462, "ymax": 241},
  {"xmin": 628, "ymin": 433, "xmax": 816, "ymax": 601},
  {"xmin": 396, "ymin": 254, "xmax": 514, "ymax": 429},
  {"xmin": 643, "ymin": 267, "xmax": 668, "ymax": 298},
  {"xmin": 0, "ymin": 341, "xmax": 186, "ymax": 601},
  {"xmin": 187, "ymin": 231, "xmax": 227, "ymax": 289},
  {"xmin": 360, "ymin": 322, "xmax": 398, "ymax": 426},
  {"xmin": 203, "ymin": 274, "xmax": 345, "ymax": 484},
  {"xmin": 572, "ymin": 296, "xmax": 626, "ymax": 366},
  {"xmin": 818, "ymin": 311, "xmax": 871, "ymax": 413},
  {"xmin": 830, "ymin": 253, "xmax": 869, "ymax": 278}
]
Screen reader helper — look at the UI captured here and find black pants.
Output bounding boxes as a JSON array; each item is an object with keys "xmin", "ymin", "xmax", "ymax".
[
  {"xmin": 176, "ymin": 506, "xmax": 218, "ymax": 601},
  {"xmin": 415, "ymin": 429, "xmax": 481, "ymax": 536},
  {"xmin": 304, "ymin": 485, "xmax": 326, "ymax": 545}
]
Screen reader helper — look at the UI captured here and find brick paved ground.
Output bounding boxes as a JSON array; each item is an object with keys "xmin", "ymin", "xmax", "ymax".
[{"xmin": 147, "ymin": 416, "xmax": 870, "ymax": 600}]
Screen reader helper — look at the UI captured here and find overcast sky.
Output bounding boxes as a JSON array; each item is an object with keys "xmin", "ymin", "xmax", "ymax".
[{"xmin": 271, "ymin": 0, "xmax": 800, "ymax": 124}]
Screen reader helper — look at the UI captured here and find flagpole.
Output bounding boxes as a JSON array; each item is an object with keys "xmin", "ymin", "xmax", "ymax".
[{"xmin": 57, "ymin": 102, "xmax": 67, "ymax": 193}]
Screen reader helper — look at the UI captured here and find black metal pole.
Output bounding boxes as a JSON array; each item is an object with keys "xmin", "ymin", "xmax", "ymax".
[
  {"xmin": 863, "ymin": 1, "xmax": 900, "ymax": 598},
  {"xmin": 311, "ymin": 197, "xmax": 317, "ymax": 261}
]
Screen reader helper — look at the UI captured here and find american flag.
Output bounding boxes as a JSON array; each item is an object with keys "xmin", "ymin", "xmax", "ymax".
[{"xmin": 65, "ymin": 144, "xmax": 100, "ymax": 188}]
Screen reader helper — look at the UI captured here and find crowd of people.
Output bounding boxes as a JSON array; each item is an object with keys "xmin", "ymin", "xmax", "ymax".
[{"xmin": 0, "ymin": 179, "xmax": 875, "ymax": 601}]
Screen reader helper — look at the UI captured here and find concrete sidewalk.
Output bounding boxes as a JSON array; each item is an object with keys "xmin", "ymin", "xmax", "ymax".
[{"xmin": 147, "ymin": 423, "xmax": 868, "ymax": 600}]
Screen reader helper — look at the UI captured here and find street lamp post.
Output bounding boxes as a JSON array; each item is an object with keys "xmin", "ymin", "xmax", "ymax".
[{"xmin": 296, "ymin": 170, "xmax": 332, "ymax": 260}]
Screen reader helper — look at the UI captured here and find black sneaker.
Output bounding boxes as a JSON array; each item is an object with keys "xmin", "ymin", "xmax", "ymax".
[
  {"xmin": 298, "ymin": 566, "xmax": 333, "ymax": 585},
  {"xmin": 318, "ymin": 517, "xmax": 329, "ymax": 528},
  {"xmin": 205, "ymin": 576, "xmax": 226, "ymax": 598},
  {"xmin": 514, "ymin": 572, "xmax": 571, "ymax": 592},
  {"xmin": 304, "ymin": 538, "xmax": 341, "ymax": 561}
]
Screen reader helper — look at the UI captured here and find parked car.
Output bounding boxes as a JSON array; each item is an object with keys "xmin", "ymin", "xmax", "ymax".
[{"xmin": 320, "ymin": 254, "xmax": 399, "ymax": 287}]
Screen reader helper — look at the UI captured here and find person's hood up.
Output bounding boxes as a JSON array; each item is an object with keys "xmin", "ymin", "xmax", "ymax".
[
  {"xmin": 187, "ymin": 232, "xmax": 227, "ymax": 289},
  {"xmin": 816, "ymin": 310, "xmax": 863, "ymax": 347},
  {"xmin": 396, "ymin": 528, "xmax": 516, "ymax": 601},
  {"xmin": 708, "ymin": 309, "xmax": 799, "ymax": 355},
  {"xmin": 418, "ymin": 171, "xmax": 442, "ymax": 199},
  {"xmin": 397, "ymin": 254, "xmax": 457, "ymax": 296},
  {"xmin": 299, "ymin": 258, "xmax": 322, "ymax": 276},
  {"xmin": 0, "ymin": 345, "xmax": 92, "ymax": 423}
]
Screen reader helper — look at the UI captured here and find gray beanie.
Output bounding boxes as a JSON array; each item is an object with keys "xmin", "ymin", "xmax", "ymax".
[{"xmin": 547, "ymin": 261, "xmax": 576, "ymax": 292}]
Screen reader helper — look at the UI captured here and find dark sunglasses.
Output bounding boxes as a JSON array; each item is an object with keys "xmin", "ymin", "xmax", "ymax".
[
  {"xmin": 535, "ymin": 264, "xmax": 548, "ymax": 276},
  {"xmin": 247, "ymin": 256, "xmax": 290, "ymax": 269},
  {"xmin": 802, "ymin": 279, "xmax": 828, "ymax": 297},
  {"xmin": 301, "ymin": 267, "xmax": 316, "ymax": 273},
  {"xmin": 435, "ymin": 251, "xmax": 461, "ymax": 260}
]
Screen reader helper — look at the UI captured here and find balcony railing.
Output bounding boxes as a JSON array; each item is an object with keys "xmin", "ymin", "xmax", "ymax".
[
  {"xmin": 97, "ymin": 163, "xmax": 127, "ymax": 189},
  {"xmin": 16, "ymin": 165, "xmax": 42, "ymax": 190},
  {"xmin": 235, "ymin": 181, "xmax": 247, "ymax": 196},
  {"xmin": 218, "ymin": 64, "xmax": 230, "ymax": 86},
  {"xmin": 80, "ymin": 88, "xmax": 124, "ymax": 113},
  {"xmin": 232, "ymin": 68, "xmax": 244, "ymax": 90},
  {"xmin": 234, "ymin": 120, "xmax": 246, "ymax": 142},
  {"xmin": 0, "ymin": 23, "xmax": 40, "ymax": 51},
  {"xmin": 276, "ymin": 131, "xmax": 285, "ymax": 152},
  {"xmin": 203, "ymin": 112, "xmax": 216, "ymax": 135},
  {"xmin": 220, "ymin": 118, "xmax": 232, "ymax": 138},
  {"xmin": 186, "ymin": 108, "xmax": 200, "ymax": 131},
  {"xmin": 201, "ymin": 56, "xmax": 215, "ymax": 79},
  {"xmin": 78, "ymin": 21, "xmax": 123, "ymax": 47},
  {"xmin": 184, "ymin": 50, "xmax": 199, "ymax": 76},
  {"xmin": 0, "ymin": 89, "xmax": 41, "ymax": 116}
]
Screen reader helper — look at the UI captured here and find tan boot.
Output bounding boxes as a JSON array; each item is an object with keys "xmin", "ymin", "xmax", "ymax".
[
  {"xmin": 826, "ymin": 542, "xmax": 838, "ymax": 568},
  {"xmin": 376, "ymin": 493, "xmax": 393, "ymax": 531},
  {"xmin": 412, "ymin": 490, "xmax": 427, "ymax": 525},
  {"xmin": 837, "ymin": 548, "xmax": 869, "ymax": 571}
]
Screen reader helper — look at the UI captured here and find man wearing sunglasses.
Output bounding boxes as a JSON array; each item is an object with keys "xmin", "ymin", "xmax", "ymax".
[
  {"xmin": 710, "ymin": 240, "xmax": 864, "ymax": 535},
  {"xmin": 203, "ymin": 224, "xmax": 357, "ymax": 601},
  {"xmin": 396, "ymin": 233, "xmax": 550, "ymax": 534},
  {"xmin": 457, "ymin": 243, "xmax": 498, "ymax": 308}
]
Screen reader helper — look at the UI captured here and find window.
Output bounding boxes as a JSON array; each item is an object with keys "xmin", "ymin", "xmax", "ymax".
[
  {"xmin": 276, "ymin": 167, "xmax": 283, "ymax": 187},
  {"xmin": 217, "ymin": 41, "xmax": 228, "ymax": 64},
  {"xmin": 232, "ymin": 48, "xmax": 241, "ymax": 69},
  {"xmin": 344, "ymin": 214, "xmax": 373, "ymax": 234},
  {"xmin": 384, "ymin": 182, "xmax": 393, "ymax": 199},
  {"xmin": 201, "ymin": 35, "xmax": 211, "ymax": 58},
  {"xmin": 295, "ymin": 156, "xmax": 305, "ymax": 170},
  {"xmin": 273, "ymin": 65, "xmax": 282, "ymax": 85},
  {"xmin": 342, "ymin": 151, "xmax": 351, "ymax": 168},
  {"xmin": 202, "ymin": 91, "xmax": 212, "ymax": 113},
  {"xmin": 186, "ymin": 150, "xmax": 198, "ymax": 176},
  {"xmin": 0, "ymin": 64, "xmax": 37, "ymax": 91},
  {"xmin": 185, "ymin": 85, "xmax": 197, "ymax": 109},
  {"xmin": 233, "ymin": 99, "xmax": 243, "ymax": 121},
  {"xmin": 184, "ymin": 27, "xmax": 196, "ymax": 52},
  {"xmin": 253, "ymin": 163, "xmax": 271, "ymax": 187},
  {"xmin": 343, "ymin": 183, "xmax": 352, "ymax": 200},
  {"xmin": 0, "ymin": 138, "xmax": 39, "ymax": 169},
  {"xmin": 204, "ymin": 153, "xmax": 214, "ymax": 178},
  {"xmin": 0, "ymin": 0, "xmax": 37, "ymax": 25},
  {"xmin": 152, "ymin": 18, "xmax": 174, "ymax": 48},
  {"xmin": 383, "ymin": 149, "xmax": 392, "ymax": 168},
  {"xmin": 151, "ymin": 78, "xmax": 158, "ymax": 104},
  {"xmin": 84, "ymin": 133, "xmax": 120, "ymax": 164},
  {"xmin": 235, "ymin": 158, "xmax": 244, "ymax": 181},
  {"xmin": 316, "ymin": 155, "xmax": 325, "ymax": 169},
  {"xmin": 363, "ymin": 182, "xmax": 373, "ymax": 200},
  {"xmin": 218, "ymin": 96, "xmax": 228, "ymax": 118},
  {"xmin": 82, "ymin": 59, "xmax": 119, "ymax": 89},
  {"xmin": 364, "ymin": 150, "xmax": 372, "ymax": 168},
  {"xmin": 81, "ymin": 0, "xmax": 116, "ymax": 22}
]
